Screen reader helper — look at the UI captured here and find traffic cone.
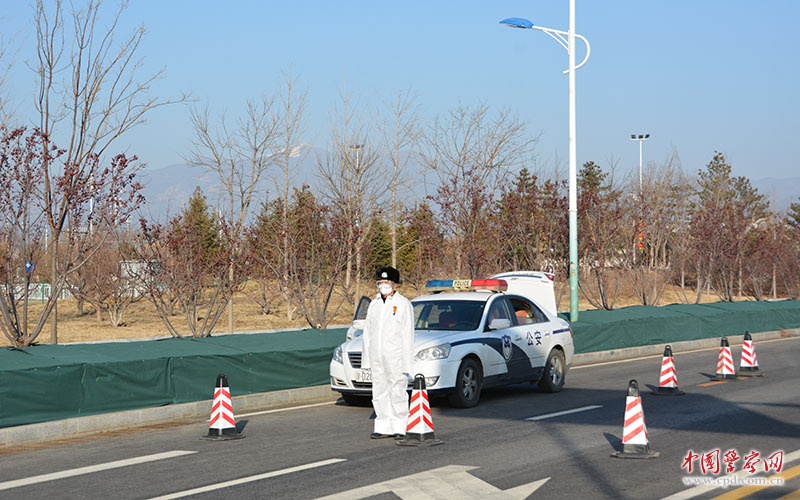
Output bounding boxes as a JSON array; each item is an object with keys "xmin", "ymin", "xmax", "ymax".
[
  {"xmin": 738, "ymin": 331, "xmax": 763, "ymax": 377},
  {"xmin": 203, "ymin": 373, "xmax": 245, "ymax": 440},
  {"xmin": 612, "ymin": 379, "xmax": 659, "ymax": 459},
  {"xmin": 651, "ymin": 345, "xmax": 684, "ymax": 395},
  {"xmin": 713, "ymin": 337, "xmax": 737, "ymax": 380},
  {"xmin": 397, "ymin": 374, "xmax": 443, "ymax": 447}
]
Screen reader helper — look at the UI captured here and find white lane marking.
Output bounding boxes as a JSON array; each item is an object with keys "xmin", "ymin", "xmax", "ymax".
[
  {"xmin": 572, "ymin": 336, "xmax": 800, "ymax": 370},
  {"xmin": 315, "ymin": 464, "xmax": 548, "ymax": 500},
  {"xmin": 524, "ymin": 405, "xmax": 603, "ymax": 421},
  {"xmin": 0, "ymin": 450, "xmax": 197, "ymax": 491},
  {"xmin": 149, "ymin": 458, "xmax": 346, "ymax": 500},
  {"xmin": 238, "ymin": 401, "xmax": 335, "ymax": 418},
  {"xmin": 660, "ymin": 448, "xmax": 800, "ymax": 500}
]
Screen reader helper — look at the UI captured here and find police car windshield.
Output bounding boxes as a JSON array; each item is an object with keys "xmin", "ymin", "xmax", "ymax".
[{"xmin": 412, "ymin": 300, "xmax": 486, "ymax": 331}]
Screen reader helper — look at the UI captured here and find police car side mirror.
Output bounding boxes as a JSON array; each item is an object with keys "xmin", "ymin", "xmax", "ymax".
[
  {"xmin": 488, "ymin": 318, "xmax": 512, "ymax": 330},
  {"xmin": 346, "ymin": 322, "xmax": 364, "ymax": 341}
]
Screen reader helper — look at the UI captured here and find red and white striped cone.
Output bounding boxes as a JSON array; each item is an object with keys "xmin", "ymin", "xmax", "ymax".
[
  {"xmin": 713, "ymin": 337, "xmax": 737, "ymax": 380},
  {"xmin": 738, "ymin": 331, "xmax": 763, "ymax": 377},
  {"xmin": 612, "ymin": 379, "xmax": 659, "ymax": 459},
  {"xmin": 397, "ymin": 374, "xmax": 443, "ymax": 447},
  {"xmin": 203, "ymin": 373, "xmax": 245, "ymax": 440},
  {"xmin": 652, "ymin": 345, "xmax": 684, "ymax": 395}
]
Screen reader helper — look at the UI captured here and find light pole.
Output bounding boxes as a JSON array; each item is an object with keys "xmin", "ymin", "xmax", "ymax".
[
  {"xmin": 630, "ymin": 133, "xmax": 650, "ymax": 197},
  {"xmin": 501, "ymin": 4, "xmax": 591, "ymax": 322}
]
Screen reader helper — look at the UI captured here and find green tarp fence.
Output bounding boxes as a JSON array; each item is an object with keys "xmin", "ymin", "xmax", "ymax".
[
  {"xmin": 2, "ymin": 300, "xmax": 800, "ymax": 429},
  {"xmin": 562, "ymin": 300, "xmax": 800, "ymax": 353},
  {"xmin": 0, "ymin": 329, "xmax": 346, "ymax": 428}
]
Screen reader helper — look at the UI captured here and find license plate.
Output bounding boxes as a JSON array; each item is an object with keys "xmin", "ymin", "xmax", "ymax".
[{"xmin": 354, "ymin": 369, "xmax": 372, "ymax": 383}]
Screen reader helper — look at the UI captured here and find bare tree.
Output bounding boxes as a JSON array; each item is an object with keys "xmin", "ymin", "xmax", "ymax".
[
  {"xmin": 497, "ymin": 168, "xmax": 568, "ymax": 275},
  {"xmin": 0, "ymin": 127, "xmax": 143, "ymax": 346},
  {"xmin": 577, "ymin": 161, "xmax": 626, "ymax": 310},
  {"xmin": 776, "ymin": 217, "xmax": 800, "ymax": 299},
  {"xmin": 248, "ymin": 186, "xmax": 350, "ymax": 329},
  {"xmin": 134, "ymin": 192, "xmax": 250, "ymax": 338},
  {"xmin": 33, "ymin": 0, "xmax": 184, "ymax": 343},
  {"xmin": 689, "ymin": 152, "xmax": 767, "ymax": 302},
  {"xmin": 274, "ymin": 68, "xmax": 308, "ymax": 321},
  {"xmin": 318, "ymin": 88, "xmax": 384, "ymax": 307},
  {"xmin": 399, "ymin": 202, "xmax": 446, "ymax": 293},
  {"xmin": 68, "ymin": 229, "xmax": 143, "ymax": 326},
  {"xmin": 377, "ymin": 89, "xmax": 422, "ymax": 267},
  {"xmin": 628, "ymin": 150, "xmax": 686, "ymax": 305},
  {"xmin": 421, "ymin": 103, "xmax": 535, "ymax": 275},
  {"xmin": 0, "ymin": 22, "xmax": 19, "ymax": 127},
  {"xmin": 187, "ymin": 95, "xmax": 279, "ymax": 333}
]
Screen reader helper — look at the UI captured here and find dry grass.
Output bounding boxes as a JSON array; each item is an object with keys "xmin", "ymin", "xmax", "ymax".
[
  {"xmin": 0, "ymin": 281, "xmax": 360, "ymax": 347},
  {"xmin": 0, "ymin": 277, "xmax": 781, "ymax": 347}
]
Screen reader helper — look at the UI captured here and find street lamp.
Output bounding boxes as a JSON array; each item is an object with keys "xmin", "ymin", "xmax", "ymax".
[
  {"xmin": 500, "ymin": 4, "xmax": 591, "ymax": 322},
  {"xmin": 630, "ymin": 133, "xmax": 650, "ymax": 197}
]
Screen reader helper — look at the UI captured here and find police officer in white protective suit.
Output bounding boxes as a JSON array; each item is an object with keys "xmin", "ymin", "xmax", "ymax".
[{"xmin": 361, "ymin": 266, "xmax": 415, "ymax": 439}]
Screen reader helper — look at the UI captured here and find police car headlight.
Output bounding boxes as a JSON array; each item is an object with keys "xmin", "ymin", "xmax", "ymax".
[
  {"xmin": 333, "ymin": 345, "xmax": 343, "ymax": 364},
  {"xmin": 416, "ymin": 343, "xmax": 451, "ymax": 361}
]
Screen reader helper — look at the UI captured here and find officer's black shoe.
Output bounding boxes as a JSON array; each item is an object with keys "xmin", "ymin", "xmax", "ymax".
[
  {"xmin": 370, "ymin": 433, "xmax": 392, "ymax": 439},
  {"xmin": 392, "ymin": 434, "xmax": 404, "ymax": 440}
]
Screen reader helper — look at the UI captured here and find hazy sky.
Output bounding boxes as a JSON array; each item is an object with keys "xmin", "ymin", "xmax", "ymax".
[{"xmin": 3, "ymin": 1, "xmax": 799, "ymax": 184}]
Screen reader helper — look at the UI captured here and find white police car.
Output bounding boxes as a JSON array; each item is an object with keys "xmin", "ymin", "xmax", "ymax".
[{"xmin": 330, "ymin": 271, "xmax": 574, "ymax": 408}]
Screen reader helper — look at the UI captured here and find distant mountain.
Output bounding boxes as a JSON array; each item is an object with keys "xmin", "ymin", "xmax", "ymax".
[
  {"xmin": 136, "ymin": 145, "xmax": 323, "ymax": 222},
  {"xmin": 137, "ymin": 158, "xmax": 799, "ymax": 222},
  {"xmin": 136, "ymin": 164, "xmax": 218, "ymax": 222},
  {"xmin": 752, "ymin": 177, "xmax": 800, "ymax": 212}
]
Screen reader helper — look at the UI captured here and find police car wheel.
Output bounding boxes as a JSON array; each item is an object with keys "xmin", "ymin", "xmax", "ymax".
[
  {"xmin": 538, "ymin": 349, "xmax": 566, "ymax": 393},
  {"xmin": 340, "ymin": 393, "xmax": 371, "ymax": 406},
  {"xmin": 448, "ymin": 358, "xmax": 482, "ymax": 408}
]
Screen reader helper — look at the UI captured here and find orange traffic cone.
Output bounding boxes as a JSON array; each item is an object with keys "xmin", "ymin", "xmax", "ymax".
[
  {"xmin": 612, "ymin": 379, "xmax": 659, "ymax": 459},
  {"xmin": 713, "ymin": 337, "xmax": 737, "ymax": 380},
  {"xmin": 203, "ymin": 373, "xmax": 245, "ymax": 440},
  {"xmin": 397, "ymin": 374, "xmax": 443, "ymax": 447},
  {"xmin": 738, "ymin": 331, "xmax": 763, "ymax": 377},
  {"xmin": 652, "ymin": 345, "xmax": 684, "ymax": 395}
]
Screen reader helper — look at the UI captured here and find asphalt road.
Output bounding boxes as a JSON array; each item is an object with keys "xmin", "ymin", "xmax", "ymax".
[{"xmin": 1, "ymin": 336, "xmax": 799, "ymax": 500}]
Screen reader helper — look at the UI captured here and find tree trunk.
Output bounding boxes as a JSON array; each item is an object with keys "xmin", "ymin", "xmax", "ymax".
[
  {"xmin": 228, "ymin": 261, "xmax": 234, "ymax": 334},
  {"xmin": 737, "ymin": 266, "xmax": 742, "ymax": 299},
  {"xmin": 772, "ymin": 263, "xmax": 777, "ymax": 300},
  {"xmin": 50, "ymin": 236, "xmax": 58, "ymax": 344}
]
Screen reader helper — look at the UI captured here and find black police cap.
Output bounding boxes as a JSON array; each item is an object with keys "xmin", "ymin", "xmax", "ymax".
[{"xmin": 375, "ymin": 266, "xmax": 400, "ymax": 284}]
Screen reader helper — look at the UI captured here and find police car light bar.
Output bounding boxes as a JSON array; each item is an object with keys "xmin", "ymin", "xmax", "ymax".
[{"xmin": 424, "ymin": 279, "xmax": 508, "ymax": 293}]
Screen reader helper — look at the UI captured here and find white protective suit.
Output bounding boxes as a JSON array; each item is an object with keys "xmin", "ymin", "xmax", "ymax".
[{"xmin": 361, "ymin": 290, "xmax": 415, "ymax": 435}]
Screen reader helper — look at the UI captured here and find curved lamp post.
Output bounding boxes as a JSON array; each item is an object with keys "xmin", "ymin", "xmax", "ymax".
[{"xmin": 500, "ymin": 7, "xmax": 591, "ymax": 322}]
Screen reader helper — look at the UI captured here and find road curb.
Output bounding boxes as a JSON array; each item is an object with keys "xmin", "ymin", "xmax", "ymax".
[
  {"xmin": 3, "ymin": 328, "xmax": 799, "ymax": 450},
  {"xmin": 1, "ymin": 385, "xmax": 339, "ymax": 450}
]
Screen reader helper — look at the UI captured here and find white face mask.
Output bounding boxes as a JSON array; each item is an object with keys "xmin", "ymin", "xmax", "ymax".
[{"xmin": 378, "ymin": 283, "xmax": 394, "ymax": 296}]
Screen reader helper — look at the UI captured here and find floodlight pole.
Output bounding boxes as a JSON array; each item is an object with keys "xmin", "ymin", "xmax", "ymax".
[
  {"xmin": 500, "ymin": 1, "xmax": 590, "ymax": 322},
  {"xmin": 630, "ymin": 133, "xmax": 650, "ymax": 197}
]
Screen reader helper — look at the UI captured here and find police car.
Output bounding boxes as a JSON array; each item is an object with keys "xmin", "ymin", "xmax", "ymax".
[{"xmin": 330, "ymin": 271, "xmax": 574, "ymax": 408}]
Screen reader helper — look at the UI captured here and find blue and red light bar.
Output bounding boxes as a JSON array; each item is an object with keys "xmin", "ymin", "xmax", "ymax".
[{"xmin": 425, "ymin": 279, "xmax": 508, "ymax": 293}]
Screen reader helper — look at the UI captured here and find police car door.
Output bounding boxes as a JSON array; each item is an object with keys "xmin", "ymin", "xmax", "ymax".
[
  {"xmin": 484, "ymin": 296, "xmax": 529, "ymax": 381},
  {"xmin": 509, "ymin": 296, "xmax": 550, "ymax": 368}
]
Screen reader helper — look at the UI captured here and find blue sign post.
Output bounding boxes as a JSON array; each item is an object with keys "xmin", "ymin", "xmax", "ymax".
[{"xmin": 25, "ymin": 261, "xmax": 33, "ymax": 273}]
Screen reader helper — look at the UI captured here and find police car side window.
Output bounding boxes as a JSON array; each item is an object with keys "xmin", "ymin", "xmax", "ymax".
[
  {"xmin": 486, "ymin": 297, "xmax": 513, "ymax": 329},
  {"xmin": 509, "ymin": 297, "xmax": 535, "ymax": 326},
  {"xmin": 530, "ymin": 303, "xmax": 549, "ymax": 323}
]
